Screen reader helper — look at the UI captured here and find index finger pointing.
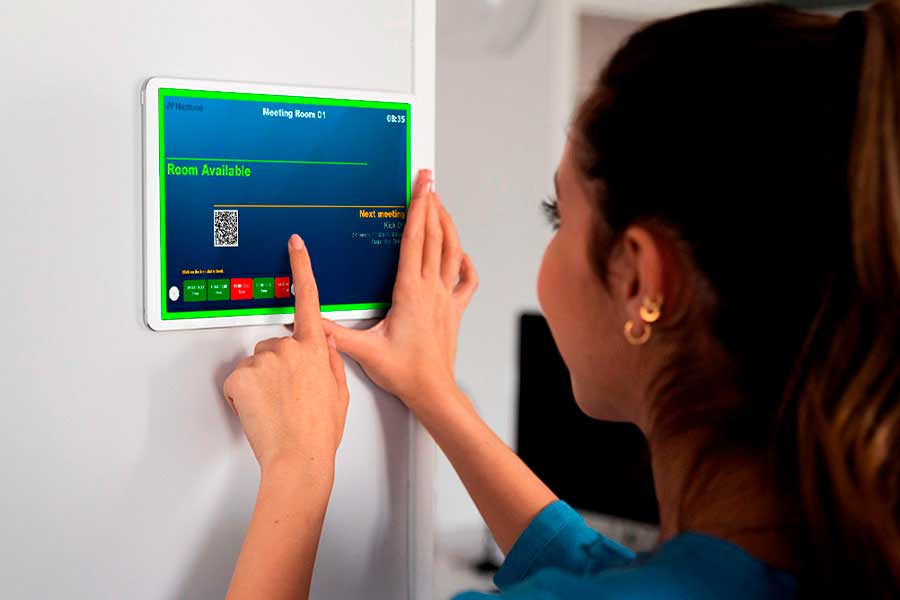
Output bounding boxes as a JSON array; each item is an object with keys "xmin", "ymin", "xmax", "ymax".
[{"xmin": 288, "ymin": 234, "xmax": 325, "ymax": 341}]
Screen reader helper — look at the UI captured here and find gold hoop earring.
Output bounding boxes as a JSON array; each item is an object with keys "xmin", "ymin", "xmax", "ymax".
[
  {"xmin": 624, "ymin": 320, "xmax": 651, "ymax": 345},
  {"xmin": 639, "ymin": 294, "xmax": 664, "ymax": 324}
]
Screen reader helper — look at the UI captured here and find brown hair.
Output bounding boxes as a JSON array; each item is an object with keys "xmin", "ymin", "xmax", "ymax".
[{"xmin": 572, "ymin": 2, "xmax": 900, "ymax": 597}]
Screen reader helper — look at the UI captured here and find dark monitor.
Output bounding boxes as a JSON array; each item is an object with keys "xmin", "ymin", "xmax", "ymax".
[{"xmin": 515, "ymin": 312, "xmax": 659, "ymax": 524}]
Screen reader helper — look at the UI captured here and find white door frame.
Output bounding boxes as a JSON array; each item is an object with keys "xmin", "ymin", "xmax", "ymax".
[{"xmin": 410, "ymin": 1, "xmax": 437, "ymax": 598}]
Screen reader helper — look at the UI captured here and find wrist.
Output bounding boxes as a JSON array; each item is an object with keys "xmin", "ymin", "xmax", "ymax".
[
  {"xmin": 260, "ymin": 452, "xmax": 336, "ymax": 496},
  {"xmin": 405, "ymin": 381, "xmax": 476, "ymax": 427},
  {"xmin": 399, "ymin": 376, "xmax": 450, "ymax": 405}
]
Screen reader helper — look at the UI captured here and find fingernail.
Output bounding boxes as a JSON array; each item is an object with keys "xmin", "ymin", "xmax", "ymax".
[
  {"xmin": 326, "ymin": 334, "xmax": 336, "ymax": 349},
  {"xmin": 289, "ymin": 234, "xmax": 304, "ymax": 250},
  {"xmin": 416, "ymin": 170, "xmax": 431, "ymax": 192}
]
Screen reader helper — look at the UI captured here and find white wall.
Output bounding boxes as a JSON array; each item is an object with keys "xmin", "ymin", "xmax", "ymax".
[
  {"xmin": 0, "ymin": 1, "xmax": 434, "ymax": 599},
  {"xmin": 577, "ymin": 16, "xmax": 643, "ymax": 101},
  {"xmin": 435, "ymin": 3, "xmax": 557, "ymax": 533}
]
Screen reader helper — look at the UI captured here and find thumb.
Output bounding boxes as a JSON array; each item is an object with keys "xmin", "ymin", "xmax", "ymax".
[{"xmin": 321, "ymin": 318, "xmax": 380, "ymax": 364}]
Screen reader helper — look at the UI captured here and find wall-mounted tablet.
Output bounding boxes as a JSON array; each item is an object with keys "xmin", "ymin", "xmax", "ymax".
[{"xmin": 142, "ymin": 77, "xmax": 413, "ymax": 331}]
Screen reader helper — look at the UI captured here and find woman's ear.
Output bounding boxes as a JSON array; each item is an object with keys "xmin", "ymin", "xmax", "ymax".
[{"xmin": 617, "ymin": 225, "xmax": 667, "ymax": 326}]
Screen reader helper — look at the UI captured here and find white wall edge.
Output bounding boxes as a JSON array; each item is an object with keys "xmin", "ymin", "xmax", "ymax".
[
  {"xmin": 548, "ymin": 0, "xmax": 578, "ymax": 167},
  {"xmin": 410, "ymin": 1, "xmax": 437, "ymax": 598}
]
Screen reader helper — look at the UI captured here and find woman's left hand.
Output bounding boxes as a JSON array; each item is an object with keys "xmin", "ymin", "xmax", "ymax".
[{"xmin": 223, "ymin": 234, "xmax": 350, "ymax": 475}]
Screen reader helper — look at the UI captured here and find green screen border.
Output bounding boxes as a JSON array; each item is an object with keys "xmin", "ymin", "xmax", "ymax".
[{"xmin": 157, "ymin": 87, "xmax": 411, "ymax": 321}]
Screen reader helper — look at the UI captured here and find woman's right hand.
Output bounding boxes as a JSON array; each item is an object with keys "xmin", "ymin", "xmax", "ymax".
[
  {"xmin": 321, "ymin": 170, "xmax": 478, "ymax": 413},
  {"xmin": 326, "ymin": 172, "xmax": 557, "ymax": 555}
]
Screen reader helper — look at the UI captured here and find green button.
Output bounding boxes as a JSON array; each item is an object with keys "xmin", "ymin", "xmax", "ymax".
[
  {"xmin": 208, "ymin": 278, "xmax": 230, "ymax": 301},
  {"xmin": 253, "ymin": 277, "xmax": 275, "ymax": 299},
  {"xmin": 184, "ymin": 279, "xmax": 207, "ymax": 302}
]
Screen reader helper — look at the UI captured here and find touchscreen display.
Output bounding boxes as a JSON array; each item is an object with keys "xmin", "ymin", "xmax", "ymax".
[{"xmin": 156, "ymin": 87, "xmax": 409, "ymax": 321}]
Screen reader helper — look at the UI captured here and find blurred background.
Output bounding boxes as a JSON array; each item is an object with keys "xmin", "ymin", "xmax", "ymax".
[{"xmin": 433, "ymin": 0, "xmax": 869, "ymax": 596}]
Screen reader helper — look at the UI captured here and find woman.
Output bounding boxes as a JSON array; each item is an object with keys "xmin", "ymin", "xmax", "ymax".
[{"xmin": 222, "ymin": 2, "xmax": 900, "ymax": 599}]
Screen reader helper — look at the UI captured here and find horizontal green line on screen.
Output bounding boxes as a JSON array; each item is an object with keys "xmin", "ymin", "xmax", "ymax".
[{"xmin": 167, "ymin": 157, "xmax": 368, "ymax": 166}]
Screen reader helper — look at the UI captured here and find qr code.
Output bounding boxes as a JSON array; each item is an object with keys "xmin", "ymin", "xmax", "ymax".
[{"xmin": 214, "ymin": 209, "xmax": 238, "ymax": 247}]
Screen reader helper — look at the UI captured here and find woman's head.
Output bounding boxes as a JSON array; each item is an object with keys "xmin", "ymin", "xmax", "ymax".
[
  {"xmin": 538, "ymin": 142, "xmax": 704, "ymax": 426},
  {"xmin": 538, "ymin": 1, "xmax": 900, "ymax": 595},
  {"xmin": 540, "ymin": 3, "xmax": 860, "ymax": 430}
]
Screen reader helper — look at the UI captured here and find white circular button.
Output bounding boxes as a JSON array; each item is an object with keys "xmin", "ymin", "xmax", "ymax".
[
  {"xmin": 168, "ymin": 286, "xmax": 180, "ymax": 301},
  {"xmin": 290, "ymin": 283, "xmax": 295, "ymax": 296}
]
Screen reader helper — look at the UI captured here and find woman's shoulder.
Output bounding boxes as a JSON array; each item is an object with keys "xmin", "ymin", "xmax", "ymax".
[
  {"xmin": 617, "ymin": 532, "xmax": 796, "ymax": 598},
  {"xmin": 455, "ymin": 531, "xmax": 798, "ymax": 600},
  {"xmin": 554, "ymin": 531, "xmax": 796, "ymax": 599}
]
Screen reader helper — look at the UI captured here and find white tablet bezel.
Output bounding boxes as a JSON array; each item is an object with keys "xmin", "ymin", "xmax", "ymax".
[{"xmin": 142, "ymin": 76, "xmax": 414, "ymax": 331}]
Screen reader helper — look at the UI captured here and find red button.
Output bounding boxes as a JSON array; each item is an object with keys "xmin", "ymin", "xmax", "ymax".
[
  {"xmin": 231, "ymin": 278, "xmax": 253, "ymax": 300},
  {"xmin": 275, "ymin": 276, "xmax": 291, "ymax": 298}
]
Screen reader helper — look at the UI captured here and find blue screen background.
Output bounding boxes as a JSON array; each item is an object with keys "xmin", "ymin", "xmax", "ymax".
[{"xmin": 161, "ymin": 92, "xmax": 408, "ymax": 315}]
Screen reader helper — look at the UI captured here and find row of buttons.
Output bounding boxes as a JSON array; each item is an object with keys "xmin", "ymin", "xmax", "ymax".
[{"xmin": 169, "ymin": 277, "xmax": 292, "ymax": 302}]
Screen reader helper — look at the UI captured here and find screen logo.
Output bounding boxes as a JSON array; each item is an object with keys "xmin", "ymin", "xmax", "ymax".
[{"xmin": 165, "ymin": 100, "xmax": 204, "ymax": 112}]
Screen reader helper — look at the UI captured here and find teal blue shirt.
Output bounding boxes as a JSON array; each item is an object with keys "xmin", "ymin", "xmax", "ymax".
[{"xmin": 453, "ymin": 501, "xmax": 797, "ymax": 599}]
